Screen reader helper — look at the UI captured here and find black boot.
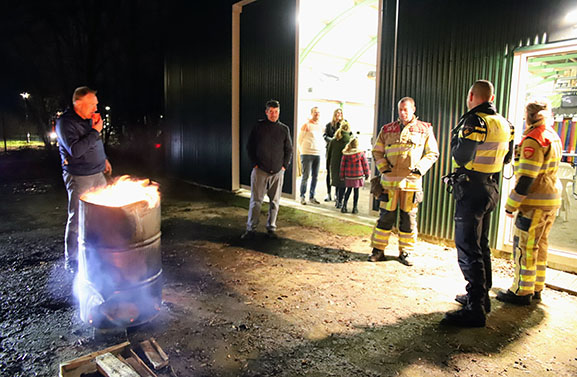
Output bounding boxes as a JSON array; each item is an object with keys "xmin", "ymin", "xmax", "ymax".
[
  {"xmin": 496, "ymin": 289, "xmax": 531, "ymax": 306},
  {"xmin": 335, "ymin": 200, "xmax": 342, "ymax": 209},
  {"xmin": 398, "ymin": 251, "xmax": 412, "ymax": 266},
  {"xmin": 441, "ymin": 304, "xmax": 486, "ymax": 327},
  {"xmin": 455, "ymin": 293, "xmax": 491, "ymax": 313},
  {"xmin": 352, "ymin": 206, "xmax": 358, "ymax": 214},
  {"xmin": 368, "ymin": 248, "xmax": 386, "ymax": 262},
  {"xmin": 341, "ymin": 204, "xmax": 348, "ymax": 213}
]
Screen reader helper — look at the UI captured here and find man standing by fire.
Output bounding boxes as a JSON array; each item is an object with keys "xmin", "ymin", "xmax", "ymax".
[
  {"xmin": 56, "ymin": 86, "xmax": 112, "ymax": 273},
  {"xmin": 441, "ymin": 80, "xmax": 514, "ymax": 327},
  {"xmin": 369, "ymin": 97, "xmax": 439, "ymax": 266},
  {"xmin": 242, "ymin": 99, "xmax": 293, "ymax": 240}
]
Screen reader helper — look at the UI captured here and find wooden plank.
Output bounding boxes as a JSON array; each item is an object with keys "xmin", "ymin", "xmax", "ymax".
[
  {"xmin": 140, "ymin": 340, "xmax": 168, "ymax": 370},
  {"xmin": 127, "ymin": 349, "xmax": 157, "ymax": 377},
  {"xmin": 124, "ymin": 356, "xmax": 156, "ymax": 377},
  {"xmin": 149, "ymin": 338, "xmax": 169, "ymax": 362},
  {"xmin": 95, "ymin": 352, "xmax": 140, "ymax": 377},
  {"xmin": 60, "ymin": 342, "xmax": 131, "ymax": 375}
]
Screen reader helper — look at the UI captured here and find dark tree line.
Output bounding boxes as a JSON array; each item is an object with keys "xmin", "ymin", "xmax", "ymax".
[{"xmin": 0, "ymin": 0, "xmax": 165, "ymax": 146}]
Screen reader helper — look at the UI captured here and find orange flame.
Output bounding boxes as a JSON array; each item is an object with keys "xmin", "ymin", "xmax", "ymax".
[{"xmin": 81, "ymin": 175, "xmax": 160, "ymax": 208}]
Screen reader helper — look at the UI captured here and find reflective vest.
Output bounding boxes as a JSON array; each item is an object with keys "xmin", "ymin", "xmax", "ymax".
[
  {"xmin": 459, "ymin": 112, "xmax": 513, "ymax": 173},
  {"xmin": 505, "ymin": 121, "xmax": 562, "ymax": 211}
]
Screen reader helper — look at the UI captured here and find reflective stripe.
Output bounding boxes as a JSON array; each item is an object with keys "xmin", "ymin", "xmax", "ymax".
[
  {"xmin": 371, "ymin": 227, "xmax": 391, "ymax": 250},
  {"xmin": 398, "ymin": 230, "xmax": 415, "ymax": 253},
  {"xmin": 463, "ymin": 112, "xmax": 511, "ymax": 173}
]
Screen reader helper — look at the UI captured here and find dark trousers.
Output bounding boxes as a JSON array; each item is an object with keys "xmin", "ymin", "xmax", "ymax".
[
  {"xmin": 343, "ymin": 187, "xmax": 359, "ymax": 207},
  {"xmin": 454, "ymin": 176, "xmax": 499, "ymax": 309}
]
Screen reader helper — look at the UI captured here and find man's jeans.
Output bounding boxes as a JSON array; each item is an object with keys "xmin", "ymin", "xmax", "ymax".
[
  {"xmin": 300, "ymin": 154, "xmax": 320, "ymax": 199},
  {"xmin": 62, "ymin": 171, "xmax": 107, "ymax": 264},
  {"xmin": 247, "ymin": 168, "xmax": 285, "ymax": 231}
]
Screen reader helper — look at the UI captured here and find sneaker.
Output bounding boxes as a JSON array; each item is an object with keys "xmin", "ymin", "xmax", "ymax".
[
  {"xmin": 309, "ymin": 198, "xmax": 320, "ymax": 205},
  {"xmin": 533, "ymin": 291, "xmax": 542, "ymax": 301},
  {"xmin": 496, "ymin": 289, "xmax": 531, "ymax": 306},
  {"xmin": 368, "ymin": 248, "xmax": 386, "ymax": 262},
  {"xmin": 324, "ymin": 195, "xmax": 332, "ymax": 202},
  {"xmin": 455, "ymin": 293, "xmax": 491, "ymax": 313},
  {"xmin": 440, "ymin": 307, "xmax": 486, "ymax": 327},
  {"xmin": 266, "ymin": 229, "xmax": 278, "ymax": 239},
  {"xmin": 398, "ymin": 252, "xmax": 413, "ymax": 266},
  {"xmin": 240, "ymin": 230, "xmax": 256, "ymax": 240},
  {"xmin": 300, "ymin": 197, "xmax": 306, "ymax": 205}
]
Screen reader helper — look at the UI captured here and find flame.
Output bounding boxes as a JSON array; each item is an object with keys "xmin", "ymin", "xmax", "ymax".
[{"xmin": 81, "ymin": 175, "xmax": 160, "ymax": 208}]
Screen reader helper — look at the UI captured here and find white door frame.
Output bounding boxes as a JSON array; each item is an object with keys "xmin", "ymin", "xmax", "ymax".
[{"xmin": 231, "ymin": 0, "xmax": 300, "ymax": 199}]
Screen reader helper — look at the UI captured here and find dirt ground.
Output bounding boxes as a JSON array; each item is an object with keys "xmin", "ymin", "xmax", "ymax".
[{"xmin": 1, "ymin": 148, "xmax": 577, "ymax": 377}]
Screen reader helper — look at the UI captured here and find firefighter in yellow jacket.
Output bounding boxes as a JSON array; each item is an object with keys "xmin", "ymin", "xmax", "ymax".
[
  {"xmin": 369, "ymin": 97, "xmax": 439, "ymax": 266},
  {"xmin": 441, "ymin": 80, "xmax": 514, "ymax": 328},
  {"xmin": 498, "ymin": 100, "xmax": 562, "ymax": 305}
]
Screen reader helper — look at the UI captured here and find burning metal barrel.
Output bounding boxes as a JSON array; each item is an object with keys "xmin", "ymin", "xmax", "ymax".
[{"xmin": 75, "ymin": 177, "xmax": 162, "ymax": 328}]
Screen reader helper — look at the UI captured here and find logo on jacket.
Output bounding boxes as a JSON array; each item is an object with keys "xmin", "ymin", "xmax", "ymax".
[{"xmin": 523, "ymin": 147, "xmax": 535, "ymax": 159}]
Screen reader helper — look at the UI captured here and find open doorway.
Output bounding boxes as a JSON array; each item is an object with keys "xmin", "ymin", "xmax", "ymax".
[
  {"xmin": 295, "ymin": 0, "xmax": 380, "ymax": 215},
  {"xmin": 500, "ymin": 39, "xmax": 577, "ymax": 271}
]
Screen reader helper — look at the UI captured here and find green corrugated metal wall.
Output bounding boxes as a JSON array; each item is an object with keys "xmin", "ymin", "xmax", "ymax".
[
  {"xmin": 239, "ymin": 0, "xmax": 297, "ymax": 194},
  {"xmin": 377, "ymin": 0, "xmax": 564, "ymax": 245}
]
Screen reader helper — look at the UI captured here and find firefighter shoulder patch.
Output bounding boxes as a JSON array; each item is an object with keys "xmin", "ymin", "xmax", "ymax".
[{"xmin": 523, "ymin": 147, "xmax": 535, "ymax": 159}]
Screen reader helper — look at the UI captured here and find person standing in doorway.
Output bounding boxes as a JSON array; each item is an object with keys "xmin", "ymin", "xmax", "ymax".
[
  {"xmin": 340, "ymin": 138, "xmax": 370, "ymax": 214},
  {"xmin": 498, "ymin": 100, "xmax": 562, "ymax": 305},
  {"xmin": 327, "ymin": 121, "xmax": 353, "ymax": 209},
  {"xmin": 242, "ymin": 100, "xmax": 293, "ymax": 240},
  {"xmin": 441, "ymin": 80, "xmax": 514, "ymax": 327},
  {"xmin": 56, "ymin": 86, "xmax": 112, "ymax": 273},
  {"xmin": 298, "ymin": 106, "xmax": 323, "ymax": 205},
  {"xmin": 323, "ymin": 108, "xmax": 345, "ymax": 201},
  {"xmin": 369, "ymin": 97, "xmax": 439, "ymax": 266}
]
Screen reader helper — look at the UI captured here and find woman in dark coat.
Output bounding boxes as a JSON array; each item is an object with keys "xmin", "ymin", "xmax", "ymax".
[
  {"xmin": 323, "ymin": 108, "xmax": 345, "ymax": 201},
  {"xmin": 327, "ymin": 121, "xmax": 352, "ymax": 208}
]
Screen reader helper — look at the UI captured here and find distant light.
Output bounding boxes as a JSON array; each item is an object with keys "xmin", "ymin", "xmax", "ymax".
[
  {"xmin": 565, "ymin": 8, "xmax": 577, "ymax": 24},
  {"xmin": 49, "ymin": 132, "xmax": 57, "ymax": 140},
  {"xmin": 154, "ymin": 143, "xmax": 162, "ymax": 149},
  {"xmin": 105, "ymin": 106, "xmax": 111, "ymax": 111},
  {"xmin": 160, "ymin": 115, "xmax": 164, "ymax": 119},
  {"xmin": 56, "ymin": 111, "xmax": 63, "ymax": 117},
  {"xmin": 20, "ymin": 92, "xmax": 30, "ymax": 100}
]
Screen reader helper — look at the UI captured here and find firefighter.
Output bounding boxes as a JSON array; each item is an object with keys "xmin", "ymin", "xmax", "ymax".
[
  {"xmin": 498, "ymin": 100, "xmax": 562, "ymax": 305},
  {"xmin": 369, "ymin": 97, "xmax": 439, "ymax": 266},
  {"xmin": 441, "ymin": 80, "xmax": 514, "ymax": 327}
]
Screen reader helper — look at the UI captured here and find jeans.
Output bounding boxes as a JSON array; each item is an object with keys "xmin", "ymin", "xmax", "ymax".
[
  {"xmin": 247, "ymin": 168, "xmax": 285, "ymax": 231},
  {"xmin": 300, "ymin": 154, "xmax": 320, "ymax": 199},
  {"xmin": 62, "ymin": 171, "xmax": 107, "ymax": 263}
]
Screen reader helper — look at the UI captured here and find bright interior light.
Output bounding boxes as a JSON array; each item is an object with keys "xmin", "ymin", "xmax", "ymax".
[{"xmin": 565, "ymin": 8, "xmax": 577, "ymax": 24}]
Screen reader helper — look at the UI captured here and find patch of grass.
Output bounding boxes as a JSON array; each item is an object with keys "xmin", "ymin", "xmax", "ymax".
[{"xmin": 2, "ymin": 140, "xmax": 45, "ymax": 150}]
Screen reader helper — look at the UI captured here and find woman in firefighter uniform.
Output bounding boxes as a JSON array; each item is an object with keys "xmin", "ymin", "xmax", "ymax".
[
  {"xmin": 369, "ymin": 97, "xmax": 439, "ymax": 266},
  {"xmin": 442, "ymin": 80, "xmax": 514, "ymax": 328},
  {"xmin": 498, "ymin": 101, "xmax": 562, "ymax": 305}
]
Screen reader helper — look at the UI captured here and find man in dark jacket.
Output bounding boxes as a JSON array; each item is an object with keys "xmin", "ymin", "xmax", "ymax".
[
  {"xmin": 56, "ymin": 86, "xmax": 112, "ymax": 273},
  {"xmin": 242, "ymin": 100, "xmax": 293, "ymax": 239}
]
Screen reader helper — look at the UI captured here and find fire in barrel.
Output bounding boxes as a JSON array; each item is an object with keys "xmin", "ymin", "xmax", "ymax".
[{"xmin": 75, "ymin": 176, "xmax": 162, "ymax": 328}]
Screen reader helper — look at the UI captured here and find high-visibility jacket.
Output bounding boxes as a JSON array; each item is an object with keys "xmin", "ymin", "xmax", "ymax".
[
  {"xmin": 455, "ymin": 112, "xmax": 514, "ymax": 173},
  {"xmin": 373, "ymin": 118, "xmax": 439, "ymax": 191},
  {"xmin": 505, "ymin": 120, "xmax": 563, "ymax": 212}
]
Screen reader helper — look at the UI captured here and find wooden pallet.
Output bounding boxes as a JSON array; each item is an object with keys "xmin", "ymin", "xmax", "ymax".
[{"xmin": 59, "ymin": 341, "xmax": 157, "ymax": 377}]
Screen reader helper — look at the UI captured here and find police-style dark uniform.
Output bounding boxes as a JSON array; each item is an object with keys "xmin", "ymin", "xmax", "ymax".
[{"xmin": 447, "ymin": 101, "xmax": 514, "ymax": 325}]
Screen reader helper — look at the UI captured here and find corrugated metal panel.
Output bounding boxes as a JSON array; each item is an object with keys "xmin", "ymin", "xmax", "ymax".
[
  {"xmin": 164, "ymin": 1, "xmax": 234, "ymax": 189},
  {"xmin": 239, "ymin": 0, "xmax": 297, "ymax": 194},
  {"xmin": 377, "ymin": 0, "xmax": 565, "ymax": 245}
]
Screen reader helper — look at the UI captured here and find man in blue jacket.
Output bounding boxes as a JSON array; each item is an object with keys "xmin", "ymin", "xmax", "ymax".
[
  {"xmin": 56, "ymin": 86, "xmax": 112, "ymax": 273},
  {"xmin": 242, "ymin": 100, "xmax": 293, "ymax": 240}
]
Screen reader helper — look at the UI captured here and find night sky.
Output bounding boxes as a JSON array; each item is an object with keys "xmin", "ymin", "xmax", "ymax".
[{"xmin": 0, "ymin": 0, "xmax": 165, "ymax": 134}]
